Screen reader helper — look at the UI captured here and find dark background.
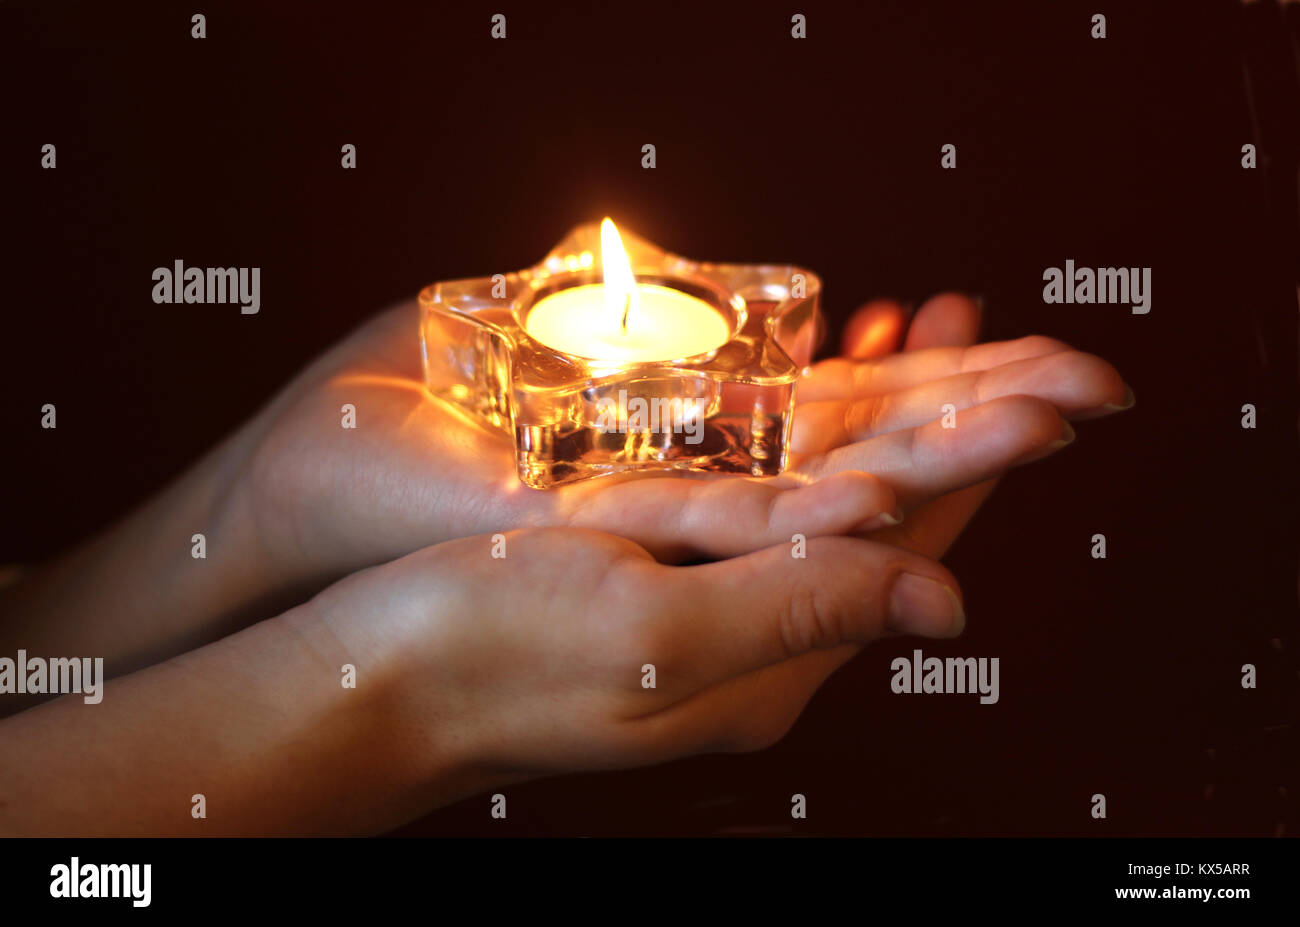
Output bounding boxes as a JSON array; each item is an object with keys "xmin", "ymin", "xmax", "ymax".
[{"xmin": 2, "ymin": 0, "xmax": 1296, "ymax": 836}]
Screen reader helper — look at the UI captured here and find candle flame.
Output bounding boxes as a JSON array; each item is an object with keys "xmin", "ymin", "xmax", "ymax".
[{"xmin": 600, "ymin": 218, "xmax": 640, "ymax": 334}]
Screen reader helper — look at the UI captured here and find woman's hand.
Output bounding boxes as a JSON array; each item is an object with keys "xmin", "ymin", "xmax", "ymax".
[
  {"xmin": 0, "ymin": 525, "xmax": 964, "ymax": 835},
  {"xmin": 312, "ymin": 526, "xmax": 966, "ymax": 786},
  {"xmin": 238, "ymin": 297, "xmax": 1128, "ymax": 579}
]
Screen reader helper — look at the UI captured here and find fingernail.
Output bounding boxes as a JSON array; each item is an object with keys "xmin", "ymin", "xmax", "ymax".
[
  {"xmin": 1050, "ymin": 420, "xmax": 1077, "ymax": 449},
  {"xmin": 1010, "ymin": 420, "xmax": 1075, "ymax": 466},
  {"xmin": 1103, "ymin": 384, "xmax": 1136, "ymax": 411},
  {"xmin": 887, "ymin": 573, "xmax": 965, "ymax": 637},
  {"xmin": 854, "ymin": 508, "xmax": 904, "ymax": 532}
]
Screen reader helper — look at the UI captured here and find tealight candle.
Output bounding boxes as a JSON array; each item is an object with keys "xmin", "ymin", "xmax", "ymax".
[
  {"xmin": 524, "ymin": 220, "xmax": 731, "ymax": 362},
  {"xmin": 419, "ymin": 219, "xmax": 823, "ymax": 488},
  {"xmin": 527, "ymin": 282, "xmax": 730, "ymax": 362}
]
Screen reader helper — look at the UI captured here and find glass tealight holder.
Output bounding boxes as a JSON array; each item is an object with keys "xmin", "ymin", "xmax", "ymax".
[{"xmin": 418, "ymin": 222, "xmax": 823, "ymax": 489}]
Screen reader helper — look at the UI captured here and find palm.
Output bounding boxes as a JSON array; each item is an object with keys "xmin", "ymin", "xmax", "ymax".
[
  {"xmin": 243, "ymin": 296, "xmax": 1126, "ymax": 587},
  {"xmin": 245, "ymin": 302, "xmax": 548, "ymax": 580},
  {"xmin": 244, "ymin": 306, "xmax": 884, "ymax": 577}
]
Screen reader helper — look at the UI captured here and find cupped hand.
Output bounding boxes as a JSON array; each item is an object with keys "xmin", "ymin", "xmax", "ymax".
[
  {"xmin": 236, "ymin": 301, "xmax": 899, "ymax": 583},
  {"xmin": 0, "ymin": 518, "xmax": 965, "ymax": 836},
  {"xmin": 299, "ymin": 524, "xmax": 965, "ymax": 798},
  {"xmin": 234, "ymin": 296, "xmax": 1129, "ymax": 596}
]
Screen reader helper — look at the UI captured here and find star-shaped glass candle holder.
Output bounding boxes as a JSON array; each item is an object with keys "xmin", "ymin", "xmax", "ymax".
[{"xmin": 418, "ymin": 220, "xmax": 822, "ymax": 489}]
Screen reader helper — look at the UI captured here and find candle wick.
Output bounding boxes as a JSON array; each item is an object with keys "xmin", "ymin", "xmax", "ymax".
[{"xmin": 620, "ymin": 293, "xmax": 631, "ymax": 334}]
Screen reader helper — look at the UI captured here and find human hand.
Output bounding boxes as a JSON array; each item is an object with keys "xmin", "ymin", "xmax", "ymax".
[
  {"xmin": 303, "ymin": 524, "xmax": 966, "ymax": 799},
  {"xmin": 0, "ymin": 519, "xmax": 964, "ymax": 836},
  {"xmin": 237, "ymin": 296, "xmax": 1128, "ymax": 588},
  {"xmin": 235, "ymin": 300, "xmax": 899, "ymax": 580}
]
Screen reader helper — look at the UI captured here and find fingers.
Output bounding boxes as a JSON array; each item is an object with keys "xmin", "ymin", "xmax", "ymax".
[
  {"xmin": 799, "ymin": 335, "xmax": 1074, "ymax": 403},
  {"xmin": 643, "ymin": 535, "xmax": 962, "ymax": 690},
  {"xmin": 792, "ymin": 349, "xmax": 1129, "ymax": 453},
  {"xmin": 558, "ymin": 470, "xmax": 900, "ymax": 563},
  {"xmin": 838, "ymin": 291, "xmax": 979, "ymax": 364},
  {"xmin": 839, "ymin": 290, "xmax": 981, "ymax": 359},
  {"xmin": 904, "ymin": 292, "xmax": 983, "ymax": 350},
  {"xmin": 841, "ymin": 300, "xmax": 906, "ymax": 359},
  {"xmin": 799, "ymin": 394, "xmax": 1072, "ymax": 508}
]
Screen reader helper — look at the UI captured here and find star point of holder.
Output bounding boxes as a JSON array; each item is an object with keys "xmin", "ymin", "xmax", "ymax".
[{"xmin": 418, "ymin": 221, "xmax": 823, "ymax": 489}]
